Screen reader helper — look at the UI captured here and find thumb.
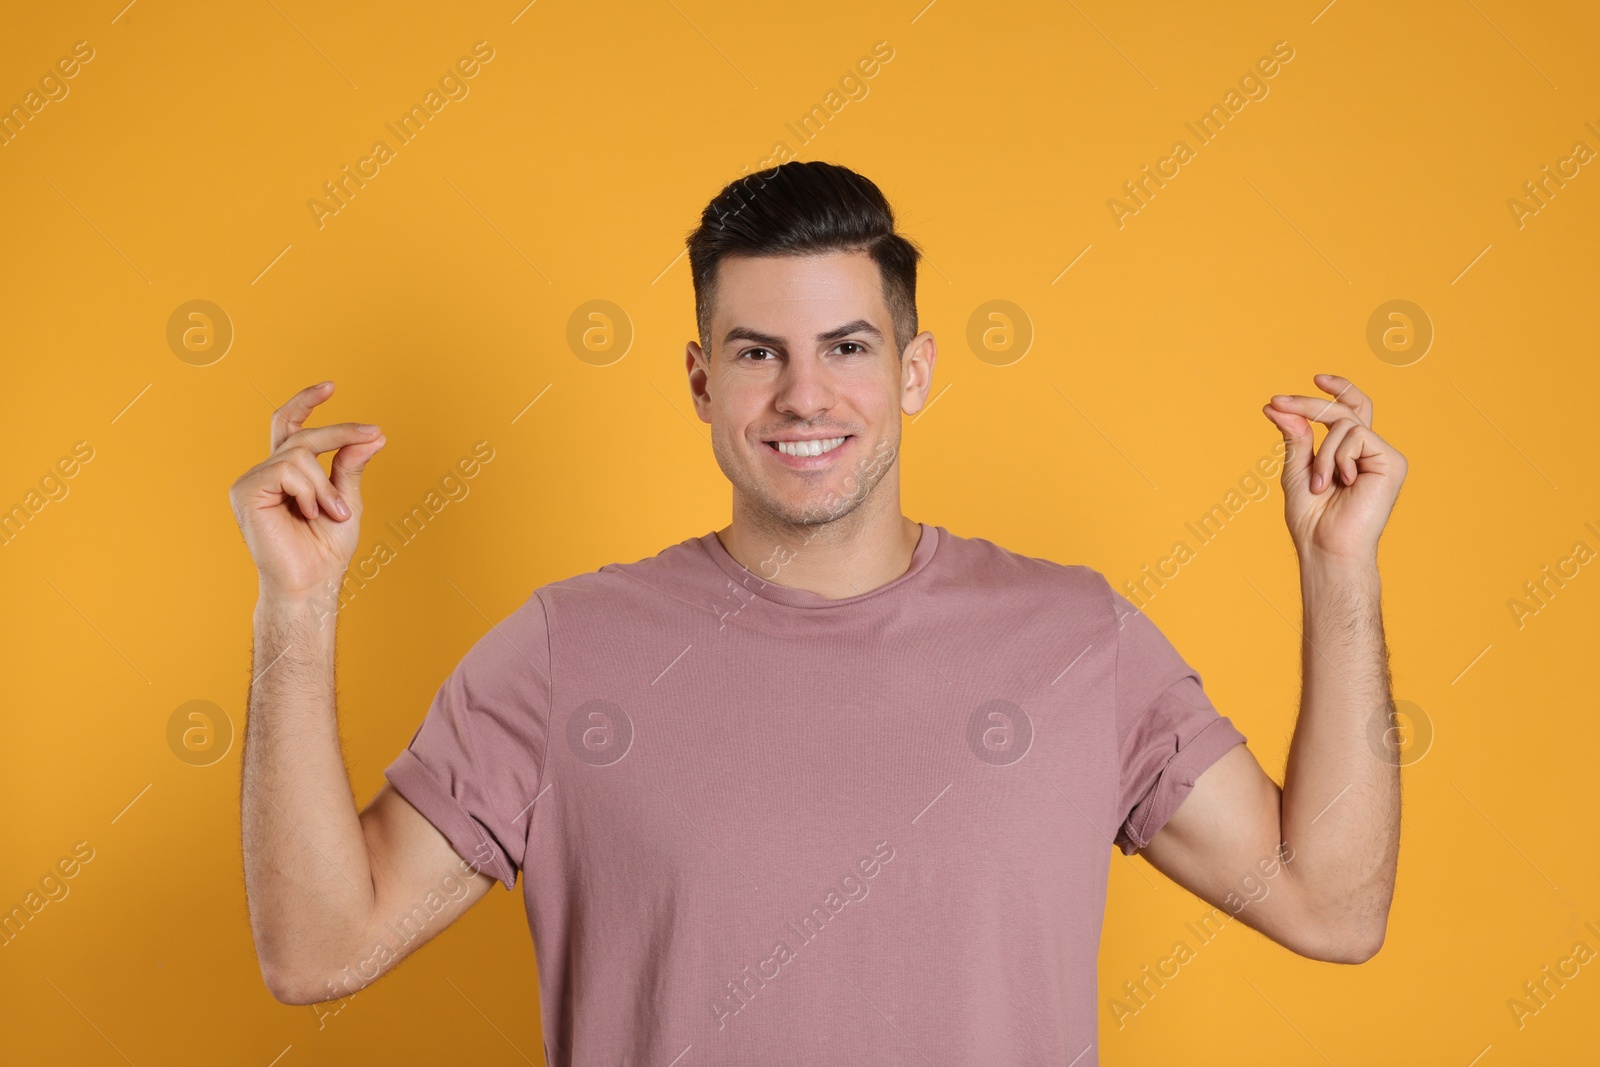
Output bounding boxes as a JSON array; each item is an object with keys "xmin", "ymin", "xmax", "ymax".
[
  {"xmin": 1263, "ymin": 405, "xmax": 1313, "ymax": 494},
  {"xmin": 330, "ymin": 434, "xmax": 385, "ymax": 503}
]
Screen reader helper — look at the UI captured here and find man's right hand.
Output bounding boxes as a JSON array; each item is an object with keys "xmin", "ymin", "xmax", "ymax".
[{"xmin": 228, "ymin": 380, "xmax": 387, "ymax": 602}]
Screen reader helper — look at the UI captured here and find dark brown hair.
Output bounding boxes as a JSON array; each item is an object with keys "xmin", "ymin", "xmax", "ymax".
[{"xmin": 685, "ymin": 160, "xmax": 922, "ymax": 357}]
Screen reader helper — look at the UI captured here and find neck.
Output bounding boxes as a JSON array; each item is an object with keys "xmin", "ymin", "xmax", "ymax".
[{"xmin": 716, "ymin": 494, "xmax": 921, "ymax": 600}]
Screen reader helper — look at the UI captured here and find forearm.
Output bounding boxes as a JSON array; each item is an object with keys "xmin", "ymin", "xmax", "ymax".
[
  {"xmin": 241, "ymin": 593, "xmax": 376, "ymax": 995},
  {"xmin": 1279, "ymin": 556, "xmax": 1400, "ymax": 954}
]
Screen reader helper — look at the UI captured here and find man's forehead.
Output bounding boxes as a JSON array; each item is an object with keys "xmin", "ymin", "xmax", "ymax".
[{"xmin": 712, "ymin": 252, "xmax": 888, "ymax": 333}]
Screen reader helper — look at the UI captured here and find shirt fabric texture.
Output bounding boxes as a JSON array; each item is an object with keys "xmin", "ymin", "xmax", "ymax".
[{"xmin": 384, "ymin": 522, "xmax": 1248, "ymax": 1066}]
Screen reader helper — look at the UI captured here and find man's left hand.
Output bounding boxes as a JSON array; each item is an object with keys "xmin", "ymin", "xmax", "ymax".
[{"xmin": 1262, "ymin": 373, "xmax": 1407, "ymax": 566}]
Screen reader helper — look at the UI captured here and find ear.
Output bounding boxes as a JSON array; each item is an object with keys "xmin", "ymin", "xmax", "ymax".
[
  {"xmin": 899, "ymin": 331, "xmax": 937, "ymax": 416},
  {"xmin": 686, "ymin": 340, "xmax": 712, "ymax": 421}
]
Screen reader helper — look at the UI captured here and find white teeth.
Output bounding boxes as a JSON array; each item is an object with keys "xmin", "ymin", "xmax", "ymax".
[{"xmin": 774, "ymin": 436, "xmax": 847, "ymax": 457}]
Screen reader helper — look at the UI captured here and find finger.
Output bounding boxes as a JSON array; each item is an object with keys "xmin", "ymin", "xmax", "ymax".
[
  {"xmin": 1262, "ymin": 403, "xmax": 1313, "ymax": 491},
  {"xmin": 270, "ymin": 380, "xmax": 336, "ymax": 453},
  {"xmin": 1312, "ymin": 373, "xmax": 1372, "ymax": 428},
  {"xmin": 1267, "ymin": 394, "xmax": 1363, "ymax": 429},
  {"xmin": 281, "ymin": 447, "xmax": 353, "ymax": 521},
  {"xmin": 1345, "ymin": 423, "xmax": 1399, "ymax": 478},
  {"xmin": 330, "ymin": 434, "xmax": 386, "ymax": 500},
  {"xmin": 1310, "ymin": 418, "xmax": 1361, "ymax": 493},
  {"xmin": 274, "ymin": 421, "xmax": 383, "ymax": 459},
  {"xmin": 1331, "ymin": 423, "xmax": 1370, "ymax": 486},
  {"xmin": 272, "ymin": 458, "xmax": 323, "ymax": 521}
]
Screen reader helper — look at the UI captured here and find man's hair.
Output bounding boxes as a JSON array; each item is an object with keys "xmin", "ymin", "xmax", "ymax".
[{"xmin": 685, "ymin": 160, "xmax": 922, "ymax": 358}]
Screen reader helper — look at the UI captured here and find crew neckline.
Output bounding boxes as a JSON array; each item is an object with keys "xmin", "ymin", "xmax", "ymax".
[{"xmin": 697, "ymin": 522, "xmax": 940, "ymax": 610}]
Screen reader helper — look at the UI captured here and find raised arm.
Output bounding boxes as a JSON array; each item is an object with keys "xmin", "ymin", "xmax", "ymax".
[
  {"xmin": 1138, "ymin": 373, "xmax": 1406, "ymax": 963},
  {"xmin": 231, "ymin": 381, "xmax": 498, "ymax": 1005}
]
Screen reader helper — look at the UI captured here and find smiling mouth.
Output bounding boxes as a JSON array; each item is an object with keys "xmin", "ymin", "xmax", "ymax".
[{"xmin": 765, "ymin": 435, "xmax": 852, "ymax": 458}]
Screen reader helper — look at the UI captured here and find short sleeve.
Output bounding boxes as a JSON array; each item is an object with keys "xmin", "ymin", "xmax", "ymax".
[
  {"xmin": 383, "ymin": 590, "xmax": 552, "ymax": 891},
  {"xmin": 1110, "ymin": 589, "xmax": 1246, "ymax": 855}
]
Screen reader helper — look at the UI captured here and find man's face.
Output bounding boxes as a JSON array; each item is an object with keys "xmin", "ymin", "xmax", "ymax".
[{"xmin": 686, "ymin": 250, "xmax": 934, "ymax": 529}]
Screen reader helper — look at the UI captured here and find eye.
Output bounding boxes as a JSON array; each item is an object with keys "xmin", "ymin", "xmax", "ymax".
[
  {"xmin": 836, "ymin": 341, "xmax": 868, "ymax": 355},
  {"xmin": 739, "ymin": 347, "xmax": 777, "ymax": 362}
]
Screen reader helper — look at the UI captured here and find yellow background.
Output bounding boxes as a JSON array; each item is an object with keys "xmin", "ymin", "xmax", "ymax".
[{"xmin": 2, "ymin": 1, "xmax": 1596, "ymax": 1063}]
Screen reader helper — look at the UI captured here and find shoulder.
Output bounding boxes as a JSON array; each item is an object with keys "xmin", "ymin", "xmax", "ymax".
[
  {"xmin": 930, "ymin": 525, "xmax": 1119, "ymax": 623},
  {"xmin": 533, "ymin": 533, "xmax": 721, "ymax": 617}
]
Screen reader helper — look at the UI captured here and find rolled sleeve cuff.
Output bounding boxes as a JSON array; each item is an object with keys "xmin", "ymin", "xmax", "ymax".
[
  {"xmin": 1116, "ymin": 716, "xmax": 1248, "ymax": 856},
  {"xmin": 385, "ymin": 750, "xmax": 520, "ymax": 892}
]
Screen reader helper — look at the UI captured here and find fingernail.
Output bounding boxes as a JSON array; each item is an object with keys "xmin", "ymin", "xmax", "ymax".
[
  {"xmin": 1271, "ymin": 395, "xmax": 1290, "ymax": 404},
  {"xmin": 1311, "ymin": 472, "xmax": 1325, "ymax": 491},
  {"xmin": 335, "ymin": 498, "xmax": 350, "ymax": 518},
  {"xmin": 358, "ymin": 423, "xmax": 380, "ymax": 434}
]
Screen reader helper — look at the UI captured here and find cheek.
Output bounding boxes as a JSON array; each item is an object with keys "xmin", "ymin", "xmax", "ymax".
[
  {"xmin": 715, "ymin": 386, "xmax": 774, "ymax": 435},
  {"xmin": 837, "ymin": 368, "xmax": 896, "ymax": 413}
]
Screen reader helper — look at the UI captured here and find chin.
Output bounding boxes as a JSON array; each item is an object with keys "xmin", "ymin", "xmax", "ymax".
[
  {"xmin": 797, "ymin": 488, "xmax": 871, "ymax": 526},
  {"xmin": 746, "ymin": 488, "xmax": 850, "ymax": 528}
]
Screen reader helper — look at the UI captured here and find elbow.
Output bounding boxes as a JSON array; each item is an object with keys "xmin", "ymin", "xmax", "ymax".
[
  {"xmin": 260, "ymin": 961, "xmax": 325, "ymax": 1006},
  {"xmin": 1297, "ymin": 919, "xmax": 1386, "ymax": 965},
  {"xmin": 1313, "ymin": 932, "xmax": 1383, "ymax": 964},
  {"xmin": 1279, "ymin": 875, "xmax": 1391, "ymax": 964},
  {"xmin": 1348, "ymin": 926, "xmax": 1386, "ymax": 964}
]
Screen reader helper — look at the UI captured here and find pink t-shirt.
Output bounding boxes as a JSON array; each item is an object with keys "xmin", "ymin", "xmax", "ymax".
[{"xmin": 385, "ymin": 522, "xmax": 1246, "ymax": 1065}]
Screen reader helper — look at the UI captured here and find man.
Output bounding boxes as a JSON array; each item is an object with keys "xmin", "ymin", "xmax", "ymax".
[{"xmin": 231, "ymin": 160, "xmax": 1405, "ymax": 1065}]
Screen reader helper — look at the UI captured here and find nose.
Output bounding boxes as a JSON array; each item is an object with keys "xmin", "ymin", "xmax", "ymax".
[{"xmin": 772, "ymin": 352, "xmax": 837, "ymax": 422}]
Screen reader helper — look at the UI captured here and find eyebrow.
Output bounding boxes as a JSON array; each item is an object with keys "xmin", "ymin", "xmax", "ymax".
[{"xmin": 721, "ymin": 318, "xmax": 884, "ymax": 349}]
